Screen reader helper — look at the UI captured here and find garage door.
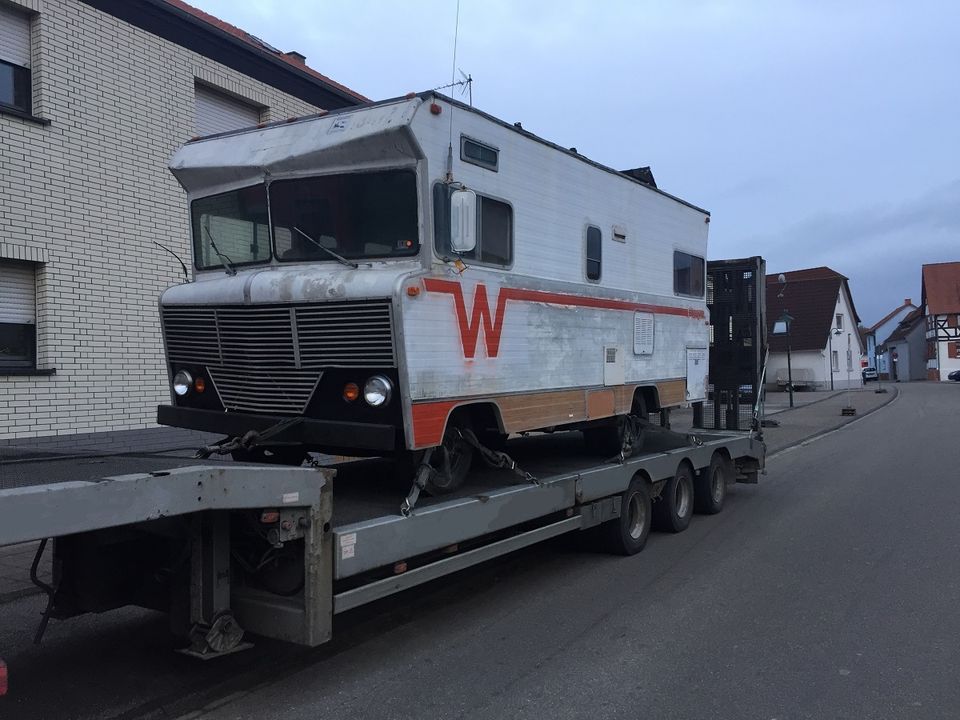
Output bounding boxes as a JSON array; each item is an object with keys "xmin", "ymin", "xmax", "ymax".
[{"xmin": 194, "ymin": 84, "xmax": 260, "ymax": 136}]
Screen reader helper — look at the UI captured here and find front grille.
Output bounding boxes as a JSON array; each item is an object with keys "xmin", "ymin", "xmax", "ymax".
[{"xmin": 162, "ymin": 300, "xmax": 395, "ymax": 415}]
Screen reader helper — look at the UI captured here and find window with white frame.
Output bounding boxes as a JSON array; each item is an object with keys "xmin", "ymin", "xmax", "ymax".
[
  {"xmin": 835, "ymin": 313, "xmax": 843, "ymax": 330},
  {"xmin": 831, "ymin": 350, "xmax": 839, "ymax": 372},
  {"xmin": 0, "ymin": 260, "xmax": 37, "ymax": 369},
  {"xmin": 0, "ymin": 4, "xmax": 32, "ymax": 114}
]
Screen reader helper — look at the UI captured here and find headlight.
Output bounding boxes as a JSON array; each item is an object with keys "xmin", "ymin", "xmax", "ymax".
[
  {"xmin": 363, "ymin": 375, "xmax": 393, "ymax": 407},
  {"xmin": 173, "ymin": 370, "xmax": 193, "ymax": 397}
]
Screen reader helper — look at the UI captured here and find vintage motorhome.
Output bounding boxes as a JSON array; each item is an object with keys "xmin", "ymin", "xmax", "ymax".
[{"xmin": 158, "ymin": 92, "xmax": 710, "ymax": 492}]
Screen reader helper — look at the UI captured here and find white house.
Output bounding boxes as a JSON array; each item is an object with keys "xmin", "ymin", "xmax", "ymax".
[
  {"xmin": 881, "ymin": 309, "xmax": 926, "ymax": 382},
  {"xmin": 864, "ymin": 298, "xmax": 917, "ymax": 378},
  {"xmin": 764, "ymin": 267, "xmax": 865, "ymax": 391}
]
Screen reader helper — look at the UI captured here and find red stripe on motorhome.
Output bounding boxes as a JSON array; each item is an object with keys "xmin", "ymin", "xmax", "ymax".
[{"xmin": 423, "ymin": 278, "xmax": 705, "ymax": 359}]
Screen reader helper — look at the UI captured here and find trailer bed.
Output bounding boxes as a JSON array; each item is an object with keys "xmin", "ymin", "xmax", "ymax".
[{"xmin": 0, "ymin": 429, "xmax": 763, "ymax": 654}]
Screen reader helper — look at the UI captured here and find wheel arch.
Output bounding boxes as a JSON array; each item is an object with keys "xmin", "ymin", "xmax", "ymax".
[{"xmin": 633, "ymin": 385, "xmax": 660, "ymax": 414}]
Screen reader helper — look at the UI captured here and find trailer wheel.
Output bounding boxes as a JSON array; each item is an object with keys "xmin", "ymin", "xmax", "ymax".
[
  {"xmin": 600, "ymin": 473, "xmax": 651, "ymax": 555},
  {"xmin": 424, "ymin": 415, "xmax": 475, "ymax": 495},
  {"xmin": 694, "ymin": 453, "xmax": 728, "ymax": 515},
  {"xmin": 653, "ymin": 461, "xmax": 695, "ymax": 533}
]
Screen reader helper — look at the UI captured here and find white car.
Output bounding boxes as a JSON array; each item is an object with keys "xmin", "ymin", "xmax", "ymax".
[{"xmin": 861, "ymin": 367, "xmax": 879, "ymax": 382}]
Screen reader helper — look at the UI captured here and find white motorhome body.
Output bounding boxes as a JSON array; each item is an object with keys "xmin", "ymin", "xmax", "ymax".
[{"xmin": 160, "ymin": 93, "xmax": 709, "ymax": 462}]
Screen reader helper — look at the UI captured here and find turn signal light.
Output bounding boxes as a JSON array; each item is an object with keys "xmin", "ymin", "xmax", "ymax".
[
  {"xmin": 194, "ymin": 377, "xmax": 206, "ymax": 393},
  {"xmin": 343, "ymin": 383, "xmax": 360, "ymax": 402}
]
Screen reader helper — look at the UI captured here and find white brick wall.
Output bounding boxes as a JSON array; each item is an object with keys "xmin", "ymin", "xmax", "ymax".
[{"xmin": 0, "ymin": 0, "xmax": 325, "ymax": 440}]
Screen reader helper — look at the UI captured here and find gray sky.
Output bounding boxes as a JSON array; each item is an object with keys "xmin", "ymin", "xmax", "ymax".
[{"xmin": 195, "ymin": 0, "xmax": 959, "ymax": 324}]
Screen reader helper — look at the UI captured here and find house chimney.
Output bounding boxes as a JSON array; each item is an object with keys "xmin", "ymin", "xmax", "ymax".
[
  {"xmin": 905, "ymin": 298, "xmax": 911, "ymax": 305},
  {"xmin": 284, "ymin": 51, "xmax": 306, "ymax": 64}
]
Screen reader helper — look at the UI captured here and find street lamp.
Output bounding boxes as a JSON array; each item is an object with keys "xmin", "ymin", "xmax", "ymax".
[
  {"xmin": 773, "ymin": 311, "xmax": 794, "ymax": 408},
  {"xmin": 827, "ymin": 327, "xmax": 841, "ymax": 391}
]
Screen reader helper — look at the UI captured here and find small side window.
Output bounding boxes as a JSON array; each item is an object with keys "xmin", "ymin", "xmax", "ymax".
[
  {"xmin": 673, "ymin": 251, "xmax": 705, "ymax": 297},
  {"xmin": 586, "ymin": 226, "xmax": 601, "ymax": 281},
  {"xmin": 433, "ymin": 183, "xmax": 512, "ymax": 267},
  {"xmin": 461, "ymin": 136, "xmax": 498, "ymax": 172}
]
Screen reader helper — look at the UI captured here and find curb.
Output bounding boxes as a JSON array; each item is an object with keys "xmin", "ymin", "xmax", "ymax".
[{"xmin": 766, "ymin": 385, "xmax": 900, "ymax": 459}]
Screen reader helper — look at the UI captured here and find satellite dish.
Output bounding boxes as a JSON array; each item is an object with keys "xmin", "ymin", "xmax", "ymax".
[{"xmin": 778, "ymin": 273, "xmax": 786, "ymax": 284}]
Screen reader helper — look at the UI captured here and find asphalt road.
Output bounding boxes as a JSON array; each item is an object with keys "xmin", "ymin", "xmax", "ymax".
[{"xmin": 0, "ymin": 382, "xmax": 957, "ymax": 720}]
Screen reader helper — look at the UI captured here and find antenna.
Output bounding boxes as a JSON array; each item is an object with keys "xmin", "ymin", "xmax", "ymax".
[
  {"xmin": 458, "ymin": 69, "xmax": 473, "ymax": 106},
  {"xmin": 432, "ymin": 72, "xmax": 473, "ymax": 105},
  {"xmin": 445, "ymin": 0, "xmax": 462, "ymax": 181}
]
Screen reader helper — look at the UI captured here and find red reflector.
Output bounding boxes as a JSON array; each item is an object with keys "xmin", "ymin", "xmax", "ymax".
[
  {"xmin": 260, "ymin": 510, "xmax": 280, "ymax": 524},
  {"xmin": 0, "ymin": 659, "xmax": 8, "ymax": 696}
]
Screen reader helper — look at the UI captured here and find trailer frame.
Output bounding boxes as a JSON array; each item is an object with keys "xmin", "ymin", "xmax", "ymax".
[{"xmin": 0, "ymin": 430, "xmax": 763, "ymax": 655}]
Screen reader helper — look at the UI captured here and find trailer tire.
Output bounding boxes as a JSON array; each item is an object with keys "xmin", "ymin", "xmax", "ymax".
[
  {"xmin": 653, "ymin": 461, "xmax": 695, "ymax": 533},
  {"xmin": 694, "ymin": 453, "xmax": 728, "ymax": 515},
  {"xmin": 600, "ymin": 473, "xmax": 651, "ymax": 555}
]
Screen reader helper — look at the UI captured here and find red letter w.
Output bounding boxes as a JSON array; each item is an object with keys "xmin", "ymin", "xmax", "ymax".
[{"xmin": 423, "ymin": 279, "xmax": 508, "ymax": 359}]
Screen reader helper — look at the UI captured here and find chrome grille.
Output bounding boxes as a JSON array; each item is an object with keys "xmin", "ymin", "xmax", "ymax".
[{"xmin": 162, "ymin": 300, "xmax": 395, "ymax": 415}]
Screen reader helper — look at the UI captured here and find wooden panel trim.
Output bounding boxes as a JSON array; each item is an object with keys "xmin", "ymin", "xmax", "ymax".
[
  {"xmin": 586, "ymin": 389, "xmax": 615, "ymax": 419},
  {"xmin": 656, "ymin": 379, "xmax": 686, "ymax": 408},
  {"xmin": 410, "ymin": 380, "xmax": 684, "ymax": 449}
]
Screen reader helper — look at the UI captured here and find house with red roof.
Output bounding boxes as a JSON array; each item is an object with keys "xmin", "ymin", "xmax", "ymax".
[
  {"xmin": 765, "ymin": 267, "xmax": 865, "ymax": 391},
  {"xmin": 921, "ymin": 261, "xmax": 960, "ymax": 381}
]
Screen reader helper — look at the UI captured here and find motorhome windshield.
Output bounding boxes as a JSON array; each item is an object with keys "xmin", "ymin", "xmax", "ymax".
[
  {"xmin": 190, "ymin": 170, "xmax": 419, "ymax": 271},
  {"xmin": 271, "ymin": 170, "xmax": 418, "ymax": 262},
  {"xmin": 191, "ymin": 185, "xmax": 270, "ymax": 270}
]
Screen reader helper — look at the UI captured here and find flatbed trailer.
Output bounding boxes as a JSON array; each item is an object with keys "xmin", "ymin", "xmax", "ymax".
[{"xmin": 0, "ymin": 428, "xmax": 763, "ymax": 660}]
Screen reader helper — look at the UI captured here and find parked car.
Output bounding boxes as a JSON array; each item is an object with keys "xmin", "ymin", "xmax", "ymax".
[
  {"xmin": 948, "ymin": 369, "xmax": 960, "ymax": 382},
  {"xmin": 862, "ymin": 367, "xmax": 879, "ymax": 382}
]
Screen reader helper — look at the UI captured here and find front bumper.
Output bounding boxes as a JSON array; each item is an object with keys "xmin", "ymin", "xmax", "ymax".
[{"xmin": 157, "ymin": 405, "xmax": 397, "ymax": 452}]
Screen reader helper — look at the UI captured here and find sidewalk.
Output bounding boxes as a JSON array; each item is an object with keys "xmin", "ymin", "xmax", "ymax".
[{"xmin": 0, "ymin": 386, "xmax": 899, "ymax": 604}]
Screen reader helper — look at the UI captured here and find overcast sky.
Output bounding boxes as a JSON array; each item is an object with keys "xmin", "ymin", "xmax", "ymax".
[{"xmin": 194, "ymin": 0, "xmax": 959, "ymax": 324}]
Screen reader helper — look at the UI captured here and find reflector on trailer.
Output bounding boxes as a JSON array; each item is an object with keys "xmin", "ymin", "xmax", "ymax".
[{"xmin": 0, "ymin": 659, "xmax": 7, "ymax": 696}]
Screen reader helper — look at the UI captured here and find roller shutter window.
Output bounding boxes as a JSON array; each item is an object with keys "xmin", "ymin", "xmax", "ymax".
[
  {"xmin": 0, "ymin": 4, "xmax": 31, "ymax": 114},
  {"xmin": 0, "ymin": 260, "xmax": 37, "ymax": 369},
  {"xmin": 194, "ymin": 84, "xmax": 260, "ymax": 136}
]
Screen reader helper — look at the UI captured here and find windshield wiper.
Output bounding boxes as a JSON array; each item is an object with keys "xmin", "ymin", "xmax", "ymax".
[
  {"xmin": 294, "ymin": 226, "xmax": 359, "ymax": 269},
  {"xmin": 202, "ymin": 222, "xmax": 237, "ymax": 276}
]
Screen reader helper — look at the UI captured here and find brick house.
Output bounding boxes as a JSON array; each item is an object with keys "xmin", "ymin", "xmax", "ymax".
[
  {"xmin": 0, "ymin": 0, "xmax": 365, "ymax": 449},
  {"xmin": 764, "ymin": 267, "xmax": 865, "ymax": 391},
  {"xmin": 921, "ymin": 261, "xmax": 960, "ymax": 381}
]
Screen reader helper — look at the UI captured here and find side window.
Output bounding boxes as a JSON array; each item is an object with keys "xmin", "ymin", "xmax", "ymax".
[
  {"xmin": 835, "ymin": 313, "xmax": 843, "ymax": 330},
  {"xmin": 586, "ymin": 226, "xmax": 601, "ymax": 281},
  {"xmin": 433, "ymin": 183, "xmax": 512, "ymax": 267},
  {"xmin": 460, "ymin": 136, "xmax": 498, "ymax": 172},
  {"xmin": 0, "ymin": 259, "xmax": 37, "ymax": 370},
  {"xmin": 0, "ymin": 4, "xmax": 32, "ymax": 115},
  {"xmin": 673, "ymin": 251, "xmax": 705, "ymax": 297}
]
